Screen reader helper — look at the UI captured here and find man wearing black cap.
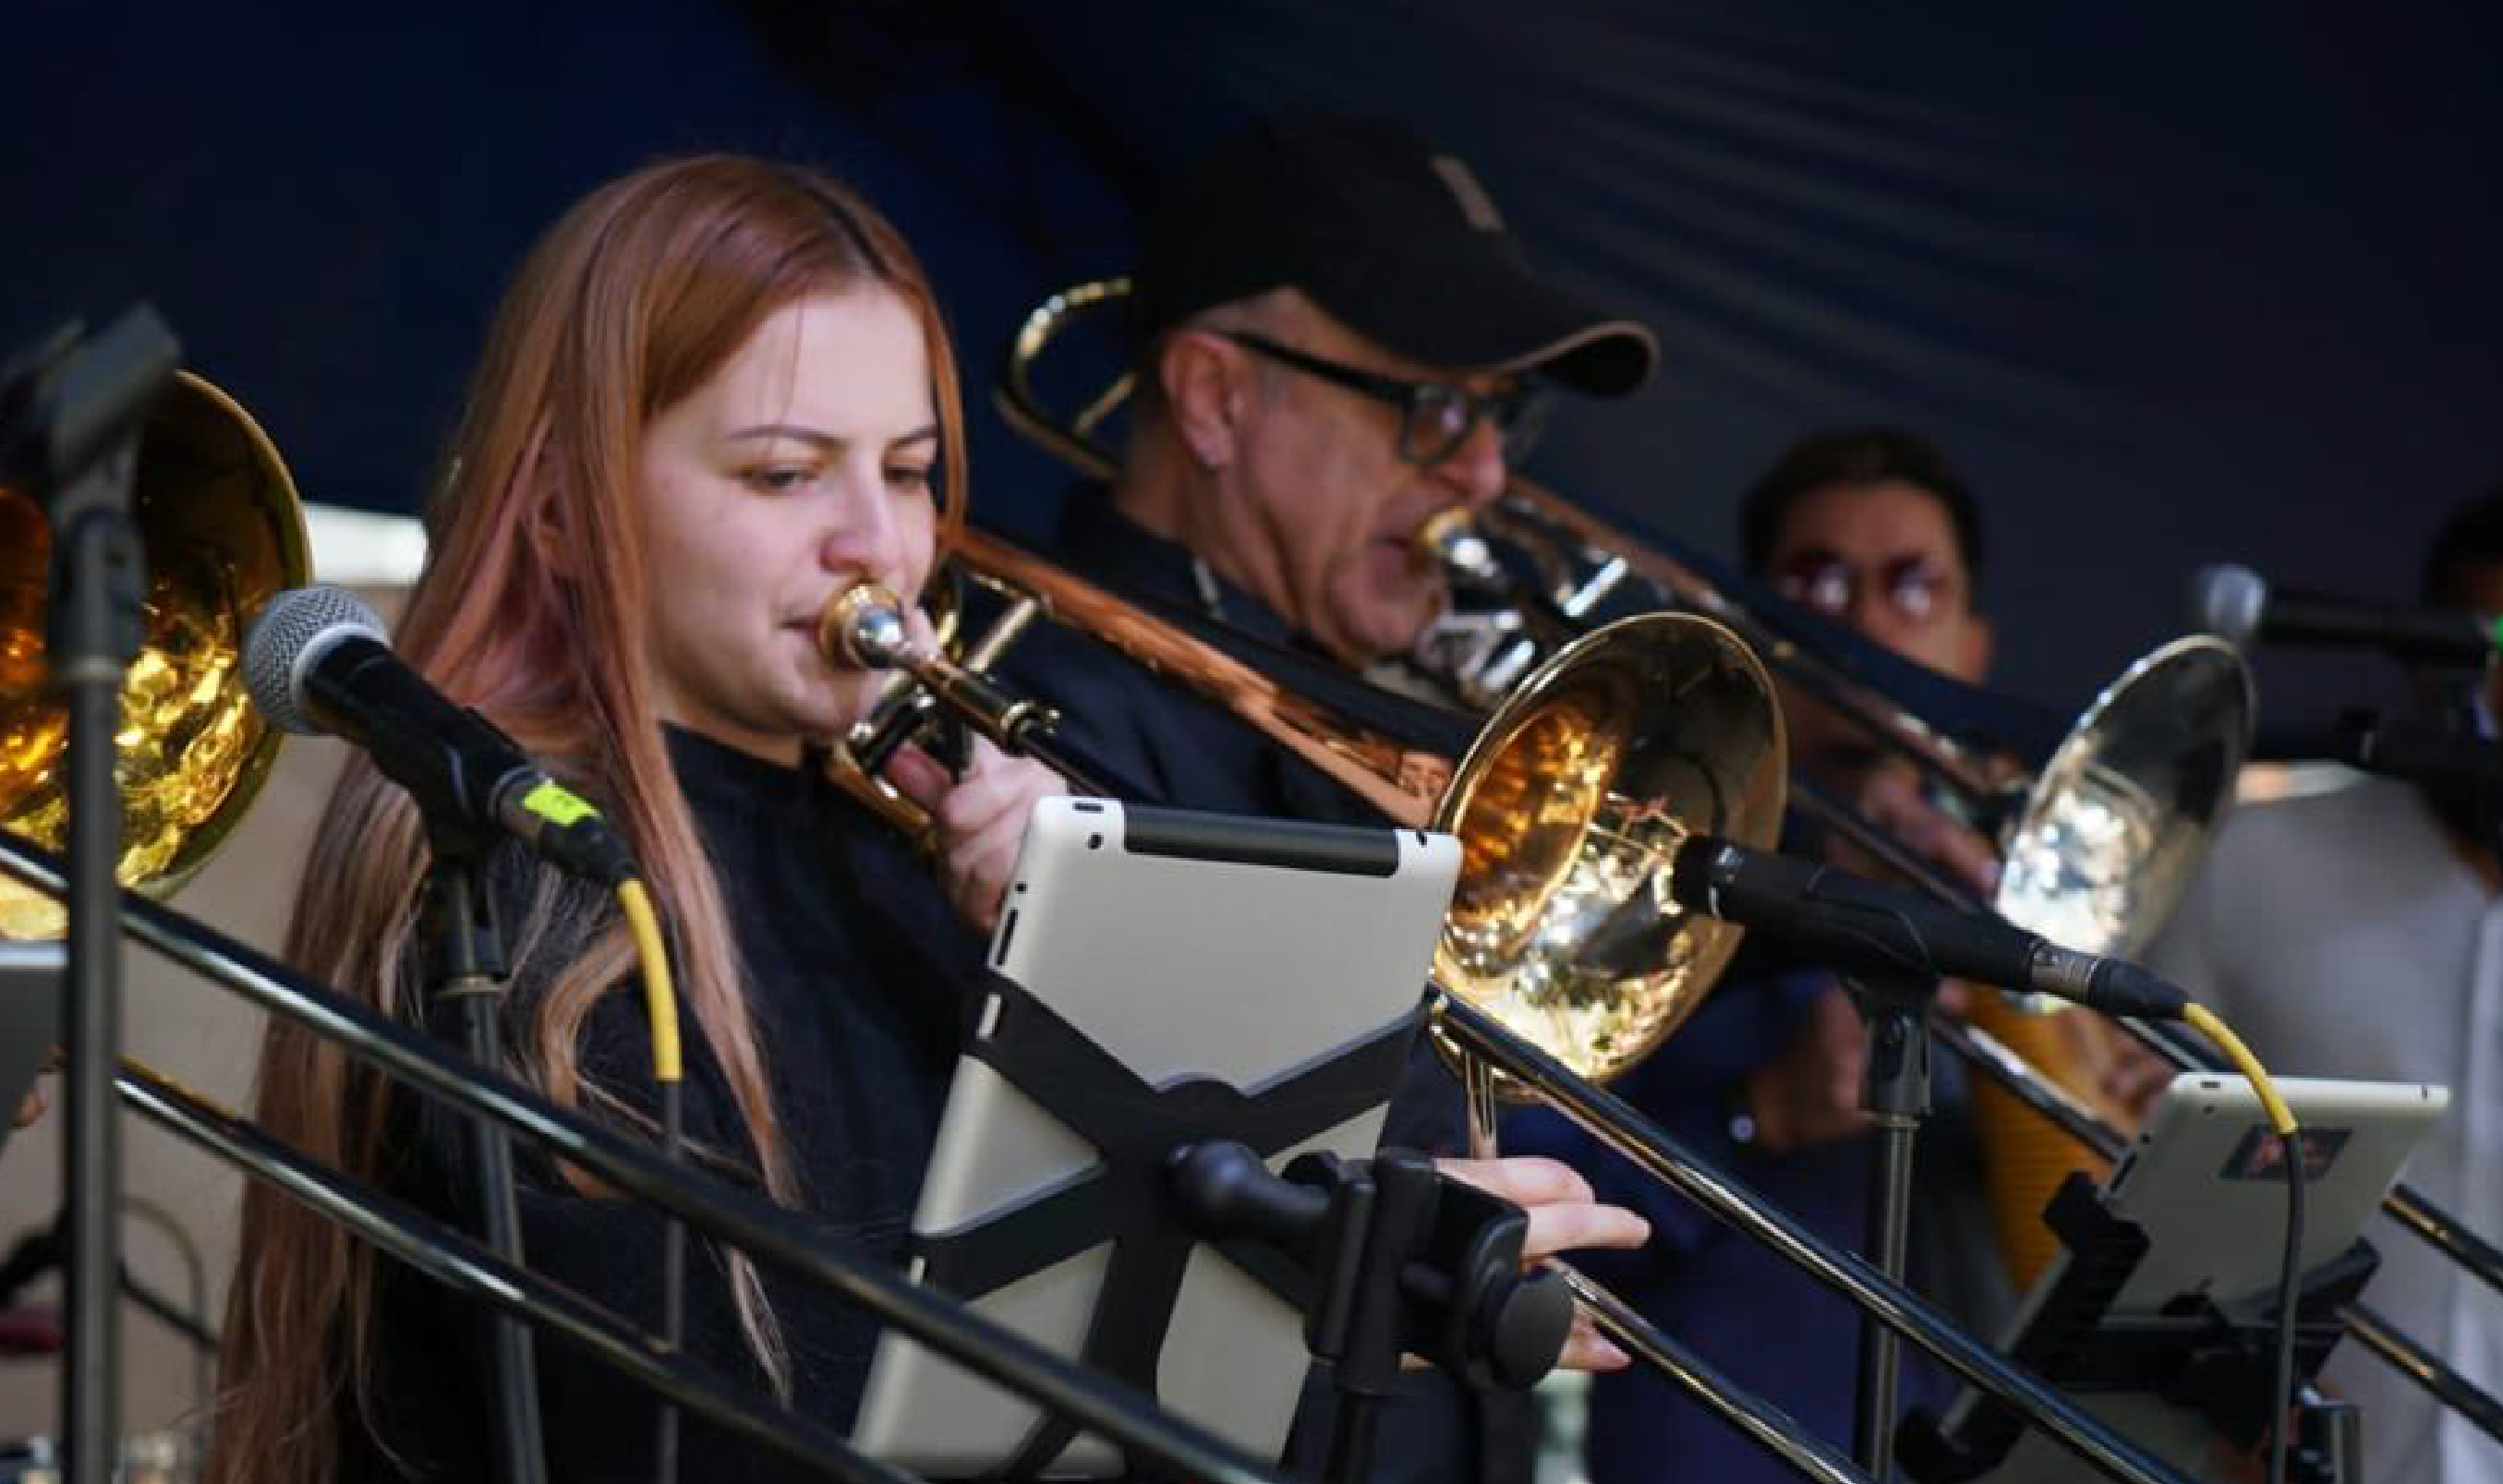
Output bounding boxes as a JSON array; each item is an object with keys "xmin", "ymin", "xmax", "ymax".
[
  {"xmin": 990, "ymin": 114, "xmax": 1656, "ymax": 1484},
  {"xmin": 1119, "ymin": 111, "xmax": 1650, "ymax": 667},
  {"xmin": 999, "ymin": 111, "xmax": 1653, "ymax": 813}
]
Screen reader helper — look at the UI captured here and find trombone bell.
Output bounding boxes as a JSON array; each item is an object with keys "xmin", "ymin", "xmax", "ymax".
[
  {"xmin": 1994, "ymin": 633, "xmax": 2254, "ymax": 959},
  {"xmin": 0, "ymin": 372, "xmax": 309, "ymax": 939},
  {"xmin": 1433, "ymin": 612, "xmax": 1788, "ymax": 1088},
  {"xmin": 1977, "ymin": 633, "xmax": 2253, "ymax": 1285}
]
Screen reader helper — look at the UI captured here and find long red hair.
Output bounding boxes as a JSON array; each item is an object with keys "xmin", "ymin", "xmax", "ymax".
[{"xmin": 207, "ymin": 155, "xmax": 969, "ymax": 1484}]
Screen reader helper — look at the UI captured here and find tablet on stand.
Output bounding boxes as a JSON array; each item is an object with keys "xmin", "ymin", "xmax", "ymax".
[
  {"xmin": 855, "ymin": 798, "xmax": 1462, "ymax": 1478},
  {"xmin": 1904, "ymin": 1074, "xmax": 2449, "ymax": 1484}
]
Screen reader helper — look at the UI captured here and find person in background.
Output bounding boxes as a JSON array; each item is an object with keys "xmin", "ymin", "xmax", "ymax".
[
  {"xmin": 2147, "ymin": 485, "xmax": 2503, "ymax": 1484},
  {"xmin": 1513, "ymin": 426, "xmax": 2025, "ymax": 1483}
]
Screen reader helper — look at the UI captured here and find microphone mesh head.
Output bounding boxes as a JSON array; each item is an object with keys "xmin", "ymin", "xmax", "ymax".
[
  {"xmin": 245, "ymin": 585, "xmax": 388, "ymax": 736},
  {"xmin": 2188, "ymin": 563, "xmax": 2267, "ymax": 647}
]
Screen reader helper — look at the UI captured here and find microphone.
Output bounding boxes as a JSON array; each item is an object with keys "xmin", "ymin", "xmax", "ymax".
[
  {"xmin": 244, "ymin": 585, "xmax": 635, "ymax": 884},
  {"xmin": 1669, "ymin": 836, "xmax": 2189, "ymax": 1020},
  {"xmin": 2190, "ymin": 562, "xmax": 2500, "ymax": 667}
]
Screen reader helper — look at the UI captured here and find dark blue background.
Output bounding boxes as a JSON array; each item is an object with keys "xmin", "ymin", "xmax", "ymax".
[{"xmin": 7, "ymin": 1, "xmax": 2497, "ymax": 730}]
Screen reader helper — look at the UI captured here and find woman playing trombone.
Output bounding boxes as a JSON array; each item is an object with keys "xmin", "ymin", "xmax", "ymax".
[{"xmin": 209, "ymin": 153, "xmax": 1638, "ymax": 1484}]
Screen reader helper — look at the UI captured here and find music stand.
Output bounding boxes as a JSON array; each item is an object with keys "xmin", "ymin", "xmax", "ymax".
[
  {"xmin": 855, "ymin": 800, "xmax": 1567, "ymax": 1481},
  {"xmin": 1900, "ymin": 1075, "xmax": 2449, "ymax": 1484}
]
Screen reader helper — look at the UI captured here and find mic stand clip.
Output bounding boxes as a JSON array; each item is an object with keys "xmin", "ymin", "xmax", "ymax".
[
  {"xmin": 1167, "ymin": 1140, "xmax": 1574, "ymax": 1484},
  {"xmin": 1898, "ymin": 1174, "xmax": 2373, "ymax": 1484}
]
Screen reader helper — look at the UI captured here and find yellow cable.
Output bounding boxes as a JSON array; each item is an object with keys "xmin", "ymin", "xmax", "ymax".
[
  {"xmin": 2183, "ymin": 1001, "xmax": 2296, "ymax": 1136},
  {"xmin": 615, "ymin": 878, "xmax": 682, "ymax": 1083},
  {"xmin": 2185, "ymin": 1000, "xmax": 2305, "ymax": 1484}
]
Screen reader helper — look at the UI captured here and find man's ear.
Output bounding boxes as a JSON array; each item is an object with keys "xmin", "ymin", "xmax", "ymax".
[{"xmin": 1157, "ymin": 330, "xmax": 1249, "ymax": 473}]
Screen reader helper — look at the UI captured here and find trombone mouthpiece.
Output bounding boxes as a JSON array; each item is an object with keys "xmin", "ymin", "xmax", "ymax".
[
  {"xmin": 1417, "ymin": 508, "xmax": 1502, "ymax": 587},
  {"xmin": 820, "ymin": 584, "xmax": 911, "ymax": 670}
]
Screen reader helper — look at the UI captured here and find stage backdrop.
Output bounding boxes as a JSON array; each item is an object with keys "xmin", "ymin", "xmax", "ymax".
[{"xmin": 7, "ymin": 0, "xmax": 2499, "ymax": 722}]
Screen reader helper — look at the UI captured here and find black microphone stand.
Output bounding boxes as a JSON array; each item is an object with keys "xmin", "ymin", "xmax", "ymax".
[
  {"xmin": 1780, "ymin": 802, "xmax": 1952, "ymax": 1481},
  {"xmin": 1846, "ymin": 966, "xmax": 1941, "ymax": 1484},
  {"xmin": 418, "ymin": 843, "xmax": 549, "ymax": 1484},
  {"xmin": 5, "ymin": 308, "xmax": 180, "ymax": 1484}
]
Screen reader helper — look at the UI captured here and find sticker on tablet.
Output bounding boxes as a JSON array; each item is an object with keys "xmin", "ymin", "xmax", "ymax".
[{"xmin": 2222, "ymin": 1126, "xmax": 2351, "ymax": 1180}]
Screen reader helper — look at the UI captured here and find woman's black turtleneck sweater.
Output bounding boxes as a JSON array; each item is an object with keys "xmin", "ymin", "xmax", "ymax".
[{"xmin": 353, "ymin": 727, "xmax": 987, "ymax": 1482}]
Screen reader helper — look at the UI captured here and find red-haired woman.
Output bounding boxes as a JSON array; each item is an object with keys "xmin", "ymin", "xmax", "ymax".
[
  {"xmin": 209, "ymin": 151, "xmax": 1642, "ymax": 1484},
  {"xmin": 209, "ymin": 154, "xmax": 1059, "ymax": 1484}
]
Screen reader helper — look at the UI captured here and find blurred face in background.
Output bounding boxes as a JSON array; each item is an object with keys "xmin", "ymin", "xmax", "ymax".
[{"xmin": 1762, "ymin": 477, "xmax": 1990, "ymax": 774}]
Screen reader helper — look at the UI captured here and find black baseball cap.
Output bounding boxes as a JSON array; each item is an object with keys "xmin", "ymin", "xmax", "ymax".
[{"xmin": 1134, "ymin": 115, "xmax": 1658, "ymax": 397}]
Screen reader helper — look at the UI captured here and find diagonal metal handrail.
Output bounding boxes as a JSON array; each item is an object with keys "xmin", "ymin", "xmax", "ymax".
[
  {"xmin": 1441, "ymin": 995, "xmax": 2198, "ymax": 1484},
  {"xmin": 116, "ymin": 1062, "xmax": 912, "ymax": 1483},
  {"xmin": 0, "ymin": 832, "xmax": 1290, "ymax": 1484}
]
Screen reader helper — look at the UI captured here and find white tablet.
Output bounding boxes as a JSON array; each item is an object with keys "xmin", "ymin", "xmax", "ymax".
[
  {"xmin": 1926, "ymin": 1073, "xmax": 2449, "ymax": 1484},
  {"xmin": 854, "ymin": 798, "xmax": 1462, "ymax": 1478},
  {"xmin": 2093, "ymin": 1074, "xmax": 2449, "ymax": 1312},
  {"xmin": 0, "ymin": 943, "xmax": 61, "ymax": 1162}
]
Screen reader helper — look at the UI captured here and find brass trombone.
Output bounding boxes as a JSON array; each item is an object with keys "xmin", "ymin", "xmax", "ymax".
[
  {"xmin": 816, "ymin": 550, "xmax": 2196, "ymax": 1484},
  {"xmin": 991, "ymin": 273, "xmax": 2250, "ymax": 1175},
  {"xmin": 987, "ymin": 276, "xmax": 2503, "ymax": 1454},
  {"xmin": 1419, "ymin": 483, "xmax": 2252, "ymax": 1280},
  {"xmin": 1, "ymin": 371, "xmax": 307, "ymax": 942}
]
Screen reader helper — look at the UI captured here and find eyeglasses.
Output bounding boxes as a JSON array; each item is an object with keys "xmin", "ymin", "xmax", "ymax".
[
  {"xmin": 1772, "ymin": 549, "xmax": 1959, "ymax": 624},
  {"xmin": 1215, "ymin": 330, "xmax": 1551, "ymax": 466}
]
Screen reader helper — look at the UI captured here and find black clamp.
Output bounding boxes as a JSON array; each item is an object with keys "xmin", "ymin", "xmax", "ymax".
[
  {"xmin": 1899, "ymin": 1174, "xmax": 2376, "ymax": 1484},
  {"xmin": 913, "ymin": 971, "xmax": 1430, "ymax": 1479}
]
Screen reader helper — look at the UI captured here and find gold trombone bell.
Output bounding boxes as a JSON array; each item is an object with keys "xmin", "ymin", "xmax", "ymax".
[
  {"xmin": 1436, "ymin": 612, "xmax": 1785, "ymax": 1084},
  {"xmin": 0, "ymin": 371, "xmax": 308, "ymax": 938}
]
